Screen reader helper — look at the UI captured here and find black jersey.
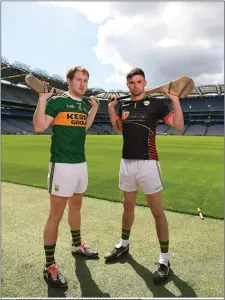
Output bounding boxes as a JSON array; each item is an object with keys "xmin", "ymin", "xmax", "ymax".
[{"xmin": 118, "ymin": 95, "xmax": 174, "ymax": 160}]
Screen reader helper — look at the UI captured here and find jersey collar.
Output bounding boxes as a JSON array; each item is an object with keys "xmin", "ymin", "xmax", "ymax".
[{"xmin": 131, "ymin": 94, "xmax": 149, "ymax": 102}]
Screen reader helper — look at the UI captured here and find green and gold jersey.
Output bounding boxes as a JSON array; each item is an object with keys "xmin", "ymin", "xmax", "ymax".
[{"xmin": 45, "ymin": 92, "xmax": 89, "ymax": 164}]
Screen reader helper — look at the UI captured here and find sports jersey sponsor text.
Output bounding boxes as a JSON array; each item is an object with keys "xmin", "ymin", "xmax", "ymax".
[{"xmin": 52, "ymin": 112, "xmax": 88, "ymax": 127}]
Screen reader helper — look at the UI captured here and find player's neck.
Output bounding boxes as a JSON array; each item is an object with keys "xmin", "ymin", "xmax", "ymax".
[
  {"xmin": 68, "ymin": 89, "xmax": 82, "ymax": 100},
  {"xmin": 131, "ymin": 92, "xmax": 146, "ymax": 101}
]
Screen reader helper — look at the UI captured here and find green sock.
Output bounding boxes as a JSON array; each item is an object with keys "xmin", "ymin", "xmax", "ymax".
[
  {"xmin": 71, "ymin": 230, "xmax": 81, "ymax": 247},
  {"xmin": 44, "ymin": 244, "xmax": 56, "ymax": 267},
  {"xmin": 159, "ymin": 240, "xmax": 169, "ymax": 253},
  {"xmin": 121, "ymin": 228, "xmax": 131, "ymax": 240}
]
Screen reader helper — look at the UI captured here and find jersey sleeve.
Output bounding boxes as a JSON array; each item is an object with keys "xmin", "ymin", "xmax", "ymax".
[
  {"xmin": 157, "ymin": 99, "xmax": 174, "ymax": 122},
  {"xmin": 45, "ymin": 97, "xmax": 59, "ymax": 119}
]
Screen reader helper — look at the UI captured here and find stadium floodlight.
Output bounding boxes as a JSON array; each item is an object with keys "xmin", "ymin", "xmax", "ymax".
[{"xmin": 12, "ymin": 61, "xmax": 31, "ymax": 72}]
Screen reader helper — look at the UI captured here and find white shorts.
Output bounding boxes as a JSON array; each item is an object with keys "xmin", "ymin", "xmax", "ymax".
[
  {"xmin": 119, "ymin": 159, "xmax": 163, "ymax": 195},
  {"xmin": 47, "ymin": 162, "xmax": 88, "ymax": 197}
]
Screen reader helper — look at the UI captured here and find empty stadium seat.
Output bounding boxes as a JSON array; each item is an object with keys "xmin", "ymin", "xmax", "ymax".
[
  {"xmin": 2, "ymin": 119, "xmax": 24, "ymax": 134},
  {"xmin": 166, "ymin": 125, "xmax": 187, "ymax": 136},
  {"xmin": 1, "ymin": 81, "xmax": 224, "ymax": 136},
  {"xmin": 2, "ymin": 83, "xmax": 38, "ymax": 104},
  {"xmin": 206, "ymin": 125, "xmax": 224, "ymax": 136},
  {"xmin": 156, "ymin": 124, "xmax": 168, "ymax": 134},
  {"xmin": 184, "ymin": 125, "xmax": 207, "ymax": 136}
]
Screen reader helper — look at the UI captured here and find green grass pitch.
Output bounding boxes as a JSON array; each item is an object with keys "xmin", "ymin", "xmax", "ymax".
[
  {"xmin": 2, "ymin": 182, "xmax": 224, "ymax": 298},
  {"xmin": 1, "ymin": 135, "xmax": 224, "ymax": 298},
  {"xmin": 2, "ymin": 135, "xmax": 224, "ymax": 219}
]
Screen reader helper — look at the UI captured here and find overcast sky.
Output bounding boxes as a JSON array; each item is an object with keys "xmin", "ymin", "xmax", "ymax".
[{"xmin": 2, "ymin": 2, "xmax": 224, "ymax": 90}]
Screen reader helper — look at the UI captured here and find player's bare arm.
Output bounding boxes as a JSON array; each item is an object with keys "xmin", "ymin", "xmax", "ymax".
[
  {"xmin": 86, "ymin": 96, "xmax": 99, "ymax": 131},
  {"xmin": 108, "ymin": 96, "xmax": 123, "ymax": 133},
  {"xmin": 164, "ymin": 92, "xmax": 184, "ymax": 130},
  {"xmin": 33, "ymin": 85, "xmax": 54, "ymax": 132}
]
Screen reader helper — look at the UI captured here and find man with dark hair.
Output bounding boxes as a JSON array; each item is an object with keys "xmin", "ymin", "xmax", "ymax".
[
  {"xmin": 126, "ymin": 67, "xmax": 146, "ymax": 81},
  {"xmin": 33, "ymin": 65, "xmax": 99, "ymax": 288},
  {"xmin": 105, "ymin": 67, "xmax": 184, "ymax": 284}
]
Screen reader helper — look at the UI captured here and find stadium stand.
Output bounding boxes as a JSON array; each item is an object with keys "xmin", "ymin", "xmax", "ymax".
[
  {"xmin": 2, "ymin": 118, "xmax": 24, "ymax": 134},
  {"xmin": 184, "ymin": 125, "xmax": 207, "ymax": 136},
  {"xmin": 166, "ymin": 125, "xmax": 188, "ymax": 136},
  {"xmin": 156, "ymin": 124, "xmax": 169, "ymax": 134},
  {"xmin": 2, "ymin": 83, "xmax": 38, "ymax": 104},
  {"xmin": 206, "ymin": 124, "xmax": 224, "ymax": 136},
  {"xmin": 1, "ymin": 56, "xmax": 224, "ymax": 136}
]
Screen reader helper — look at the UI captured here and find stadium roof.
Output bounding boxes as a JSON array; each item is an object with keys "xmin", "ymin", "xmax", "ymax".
[
  {"xmin": 1, "ymin": 56, "xmax": 105, "ymax": 96},
  {"xmin": 1, "ymin": 56, "xmax": 224, "ymax": 99}
]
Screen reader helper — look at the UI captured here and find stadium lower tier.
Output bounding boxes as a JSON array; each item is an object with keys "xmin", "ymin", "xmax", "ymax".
[{"xmin": 1, "ymin": 117, "xmax": 224, "ymax": 136}]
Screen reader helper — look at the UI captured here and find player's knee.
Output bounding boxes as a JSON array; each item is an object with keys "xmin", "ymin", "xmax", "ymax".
[
  {"xmin": 123, "ymin": 200, "xmax": 135, "ymax": 212},
  {"xmin": 68, "ymin": 199, "xmax": 82, "ymax": 211},
  {"xmin": 49, "ymin": 210, "xmax": 64, "ymax": 223},
  {"xmin": 69, "ymin": 203, "xmax": 82, "ymax": 212},
  {"xmin": 151, "ymin": 208, "xmax": 165, "ymax": 220}
]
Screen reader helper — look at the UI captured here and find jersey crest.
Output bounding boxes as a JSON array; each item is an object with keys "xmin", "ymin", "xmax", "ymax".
[{"xmin": 122, "ymin": 111, "xmax": 130, "ymax": 120}]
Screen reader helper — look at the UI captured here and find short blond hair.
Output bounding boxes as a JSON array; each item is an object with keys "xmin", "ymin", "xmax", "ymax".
[{"xmin": 66, "ymin": 65, "xmax": 89, "ymax": 80}]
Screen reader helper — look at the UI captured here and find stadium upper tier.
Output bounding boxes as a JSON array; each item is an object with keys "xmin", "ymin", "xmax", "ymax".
[
  {"xmin": 2, "ymin": 82, "xmax": 224, "ymax": 114},
  {"xmin": 1, "ymin": 56, "xmax": 224, "ymax": 99}
]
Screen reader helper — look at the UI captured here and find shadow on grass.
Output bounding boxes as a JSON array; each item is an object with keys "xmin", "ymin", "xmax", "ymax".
[
  {"xmin": 106, "ymin": 253, "xmax": 197, "ymax": 298},
  {"xmin": 46, "ymin": 255, "xmax": 111, "ymax": 298},
  {"xmin": 47, "ymin": 283, "xmax": 68, "ymax": 298},
  {"xmin": 74, "ymin": 255, "xmax": 111, "ymax": 298}
]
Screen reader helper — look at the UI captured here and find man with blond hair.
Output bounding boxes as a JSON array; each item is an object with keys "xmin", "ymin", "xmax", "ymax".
[{"xmin": 33, "ymin": 66, "xmax": 99, "ymax": 288}]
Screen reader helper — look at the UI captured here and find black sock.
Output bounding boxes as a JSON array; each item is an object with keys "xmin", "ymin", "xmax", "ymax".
[{"xmin": 44, "ymin": 244, "xmax": 56, "ymax": 267}]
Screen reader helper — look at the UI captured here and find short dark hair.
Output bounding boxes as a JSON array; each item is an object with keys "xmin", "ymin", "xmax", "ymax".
[
  {"xmin": 126, "ymin": 68, "xmax": 145, "ymax": 81},
  {"xmin": 66, "ymin": 65, "xmax": 89, "ymax": 80}
]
